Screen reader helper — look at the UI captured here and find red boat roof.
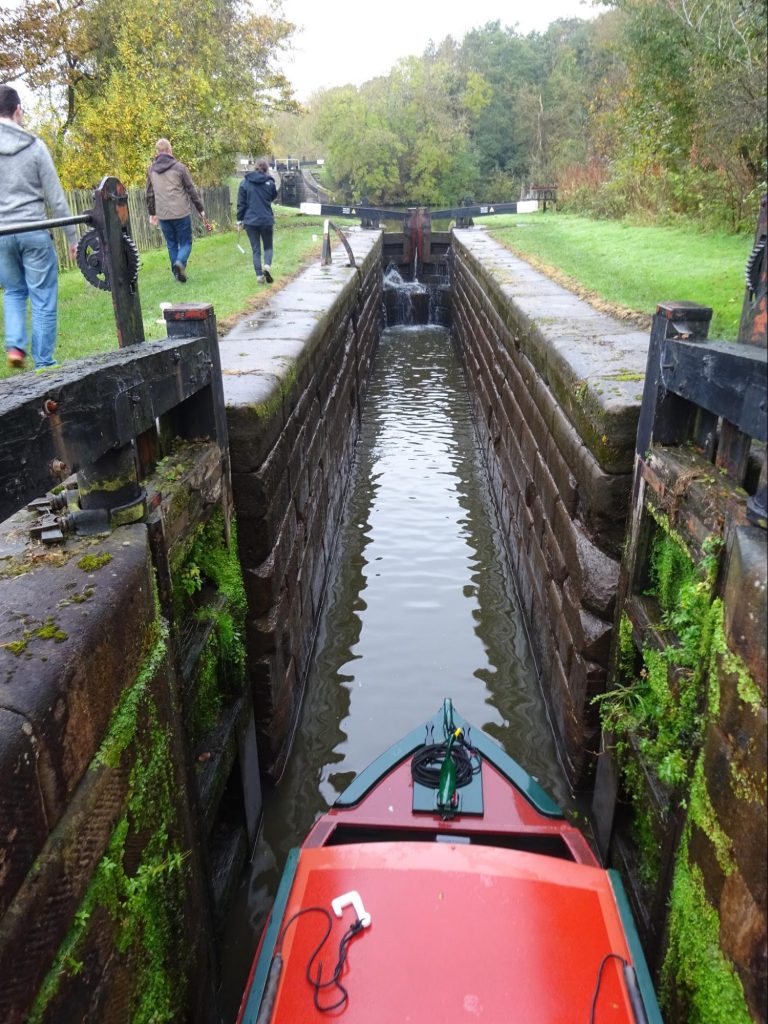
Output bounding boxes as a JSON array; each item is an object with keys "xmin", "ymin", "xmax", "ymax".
[{"xmin": 257, "ymin": 842, "xmax": 640, "ymax": 1023}]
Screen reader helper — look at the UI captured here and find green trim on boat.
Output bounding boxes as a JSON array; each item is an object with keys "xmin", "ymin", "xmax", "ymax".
[
  {"xmin": 240, "ymin": 848, "xmax": 300, "ymax": 1024},
  {"xmin": 334, "ymin": 701, "xmax": 563, "ymax": 819},
  {"xmin": 608, "ymin": 869, "xmax": 664, "ymax": 1024}
]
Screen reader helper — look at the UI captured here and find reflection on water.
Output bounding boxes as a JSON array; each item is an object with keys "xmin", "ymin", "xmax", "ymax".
[{"xmin": 218, "ymin": 325, "xmax": 573, "ymax": 1019}]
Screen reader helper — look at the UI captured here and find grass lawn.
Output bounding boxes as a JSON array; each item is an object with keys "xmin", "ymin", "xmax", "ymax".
[
  {"xmin": 479, "ymin": 212, "xmax": 751, "ymax": 340},
  {"xmin": 0, "ymin": 205, "xmax": 325, "ymax": 380}
]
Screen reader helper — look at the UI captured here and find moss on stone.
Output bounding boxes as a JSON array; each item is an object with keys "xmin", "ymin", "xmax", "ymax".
[
  {"xmin": 171, "ymin": 509, "xmax": 247, "ymax": 744},
  {"xmin": 597, "ymin": 504, "xmax": 763, "ymax": 1020},
  {"xmin": 688, "ymin": 758, "xmax": 735, "ymax": 875},
  {"xmin": 28, "ymin": 617, "xmax": 189, "ymax": 1023},
  {"xmin": 2, "ymin": 637, "xmax": 28, "ymax": 656},
  {"xmin": 59, "ymin": 586, "xmax": 95, "ymax": 606},
  {"xmin": 597, "ymin": 524, "xmax": 715, "ymax": 793},
  {"xmin": 1, "ymin": 616, "xmax": 68, "ymax": 656},
  {"xmin": 77, "ymin": 552, "xmax": 113, "ymax": 572},
  {"xmin": 172, "ymin": 509, "xmax": 247, "ymax": 624},
  {"xmin": 96, "ymin": 621, "xmax": 169, "ymax": 769},
  {"xmin": 35, "ymin": 619, "xmax": 68, "ymax": 643},
  {"xmin": 191, "ymin": 639, "xmax": 221, "ymax": 741},
  {"xmin": 662, "ymin": 836, "xmax": 751, "ymax": 1022}
]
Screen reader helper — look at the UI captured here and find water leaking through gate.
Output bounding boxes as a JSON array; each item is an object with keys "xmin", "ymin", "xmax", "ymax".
[{"xmin": 218, "ymin": 297, "xmax": 579, "ymax": 1017}]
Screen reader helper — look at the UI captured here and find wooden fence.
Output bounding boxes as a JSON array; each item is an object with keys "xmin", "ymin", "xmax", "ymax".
[{"xmin": 53, "ymin": 184, "xmax": 232, "ymax": 269}]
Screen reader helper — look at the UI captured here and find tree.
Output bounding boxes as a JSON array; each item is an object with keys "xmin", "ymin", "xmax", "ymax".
[
  {"xmin": 1, "ymin": 0, "xmax": 298, "ymax": 187},
  {"xmin": 599, "ymin": 0, "xmax": 767, "ymax": 226},
  {"xmin": 0, "ymin": 0, "xmax": 110, "ymax": 135},
  {"xmin": 310, "ymin": 44, "xmax": 482, "ymax": 207}
]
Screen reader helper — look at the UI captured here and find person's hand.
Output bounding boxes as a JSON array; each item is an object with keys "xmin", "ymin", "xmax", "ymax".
[
  {"xmin": 149, "ymin": 215, "xmax": 158, "ymax": 227},
  {"xmin": 68, "ymin": 242, "xmax": 78, "ymax": 260},
  {"xmin": 236, "ymin": 222, "xmax": 242, "ymax": 232}
]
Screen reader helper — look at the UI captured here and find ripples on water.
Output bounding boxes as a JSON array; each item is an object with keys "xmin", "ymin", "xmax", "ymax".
[{"xmin": 218, "ymin": 324, "xmax": 573, "ymax": 1018}]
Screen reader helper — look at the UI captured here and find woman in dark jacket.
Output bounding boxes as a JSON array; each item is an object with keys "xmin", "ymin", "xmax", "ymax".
[{"xmin": 236, "ymin": 158, "xmax": 278, "ymax": 283}]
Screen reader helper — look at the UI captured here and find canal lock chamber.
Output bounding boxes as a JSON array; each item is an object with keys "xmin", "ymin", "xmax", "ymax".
[
  {"xmin": 6, "ymin": 218, "xmax": 760, "ymax": 1024},
  {"xmin": 216, "ymin": 224, "xmax": 629, "ymax": 1016}
]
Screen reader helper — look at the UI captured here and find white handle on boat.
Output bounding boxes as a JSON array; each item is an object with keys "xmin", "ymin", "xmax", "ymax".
[{"xmin": 331, "ymin": 890, "xmax": 371, "ymax": 928}]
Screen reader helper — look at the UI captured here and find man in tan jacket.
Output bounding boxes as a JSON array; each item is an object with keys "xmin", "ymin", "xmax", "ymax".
[{"xmin": 145, "ymin": 138, "xmax": 204, "ymax": 282}]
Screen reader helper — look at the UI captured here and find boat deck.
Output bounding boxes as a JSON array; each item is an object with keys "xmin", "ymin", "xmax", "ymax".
[{"xmin": 266, "ymin": 842, "xmax": 637, "ymax": 1023}]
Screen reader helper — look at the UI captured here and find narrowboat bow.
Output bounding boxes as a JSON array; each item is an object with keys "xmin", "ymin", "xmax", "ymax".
[{"xmin": 238, "ymin": 700, "xmax": 662, "ymax": 1023}]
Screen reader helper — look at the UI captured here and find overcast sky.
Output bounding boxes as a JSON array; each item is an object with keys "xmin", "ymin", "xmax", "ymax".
[
  {"xmin": 4, "ymin": 0, "xmax": 607, "ymax": 105},
  {"xmin": 278, "ymin": 0, "xmax": 607, "ymax": 100}
]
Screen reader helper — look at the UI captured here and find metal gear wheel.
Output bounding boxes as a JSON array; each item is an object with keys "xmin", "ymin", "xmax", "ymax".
[
  {"xmin": 745, "ymin": 234, "xmax": 766, "ymax": 298},
  {"xmin": 76, "ymin": 229, "xmax": 140, "ymax": 292},
  {"xmin": 76, "ymin": 229, "xmax": 109, "ymax": 290},
  {"xmin": 123, "ymin": 232, "xmax": 140, "ymax": 288}
]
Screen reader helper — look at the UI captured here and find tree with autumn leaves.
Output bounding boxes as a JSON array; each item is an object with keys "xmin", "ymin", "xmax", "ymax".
[{"xmin": 0, "ymin": 0, "xmax": 298, "ymax": 188}]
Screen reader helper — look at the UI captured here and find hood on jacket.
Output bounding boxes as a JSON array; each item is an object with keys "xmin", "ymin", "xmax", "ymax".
[
  {"xmin": 0, "ymin": 120, "xmax": 36, "ymax": 158},
  {"xmin": 244, "ymin": 171, "xmax": 272, "ymax": 184},
  {"xmin": 150, "ymin": 153, "xmax": 179, "ymax": 174}
]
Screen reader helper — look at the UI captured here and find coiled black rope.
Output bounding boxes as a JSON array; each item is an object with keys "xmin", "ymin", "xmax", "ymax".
[
  {"xmin": 410, "ymin": 733, "xmax": 481, "ymax": 789},
  {"xmin": 275, "ymin": 906, "xmax": 366, "ymax": 1013}
]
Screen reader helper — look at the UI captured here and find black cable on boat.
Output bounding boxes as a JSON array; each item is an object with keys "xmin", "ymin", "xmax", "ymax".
[
  {"xmin": 589, "ymin": 952, "xmax": 648, "ymax": 1023},
  {"xmin": 410, "ymin": 732, "xmax": 481, "ymax": 790},
  {"xmin": 272, "ymin": 906, "xmax": 366, "ymax": 1014}
]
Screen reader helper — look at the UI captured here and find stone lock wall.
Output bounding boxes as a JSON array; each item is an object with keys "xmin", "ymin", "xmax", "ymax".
[
  {"xmin": 222, "ymin": 229, "xmax": 383, "ymax": 779},
  {"xmin": 690, "ymin": 525, "xmax": 767, "ymax": 1022},
  {"xmin": 450, "ymin": 229, "xmax": 649, "ymax": 784},
  {"xmin": 0, "ymin": 351, "xmax": 254, "ymax": 1023}
]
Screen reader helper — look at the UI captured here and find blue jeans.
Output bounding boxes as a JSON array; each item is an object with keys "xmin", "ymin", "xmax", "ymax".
[
  {"xmin": 0, "ymin": 230, "xmax": 59, "ymax": 368},
  {"xmin": 159, "ymin": 216, "xmax": 193, "ymax": 270},
  {"xmin": 244, "ymin": 225, "xmax": 273, "ymax": 276}
]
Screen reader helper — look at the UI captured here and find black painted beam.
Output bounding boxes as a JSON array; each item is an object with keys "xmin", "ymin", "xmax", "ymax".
[
  {"xmin": 300, "ymin": 202, "xmax": 407, "ymax": 220},
  {"xmin": 430, "ymin": 201, "xmax": 533, "ymax": 219},
  {"xmin": 0, "ymin": 334, "xmax": 216, "ymax": 521},
  {"xmin": 299, "ymin": 200, "xmax": 535, "ymax": 221},
  {"xmin": 660, "ymin": 338, "xmax": 767, "ymax": 442}
]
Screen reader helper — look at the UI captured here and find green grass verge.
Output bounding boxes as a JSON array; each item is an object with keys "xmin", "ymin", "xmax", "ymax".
[
  {"xmin": 0, "ymin": 205, "xmax": 325, "ymax": 380},
  {"xmin": 480, "ymin": 213, "xmax": 750, "ymax": 340},
  {"xmin": 2, "ymin": 209, "xmax": 751, "ymax": 381}
]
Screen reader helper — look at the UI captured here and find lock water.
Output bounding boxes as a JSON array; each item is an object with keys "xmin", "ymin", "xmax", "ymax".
[{"xmin": 218, "ymin": 324, "xmax": 576, "ymax": 1018}]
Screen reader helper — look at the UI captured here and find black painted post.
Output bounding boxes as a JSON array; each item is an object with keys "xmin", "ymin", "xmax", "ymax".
[
  {"xmin": 457, "ymin": 197, "xmax": 475, "ymax": 229},
  {"xmin": 163, "ymin": 302, "xmax": 231, "ymax": 529},
  {"xmin": 635, "ymin": 301, "xmax": 713, "ymax": 458},
  {"xmin": 739, "ymin": 194, "xmax": 767, "ymax": 349},
  {"xmin": 90, "ymin": 176, "xmax": 145, "ymax": 347},
  {"xmin": 163, "ymin": 304, "xmax": 226, "ymax": 448},
  {"xmin": 359, "ymin": 197, "xmax": 379, "ymax": 230}
]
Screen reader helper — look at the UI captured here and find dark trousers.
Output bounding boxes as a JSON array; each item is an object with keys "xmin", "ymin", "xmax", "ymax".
[{"xmin": 244, "ymin": 225, "xmax": 273, "ymax": 276}]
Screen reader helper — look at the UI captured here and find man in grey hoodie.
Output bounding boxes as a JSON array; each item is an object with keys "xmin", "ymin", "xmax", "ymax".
[
  {"xmin": 145, "ymin": 138, "xmax": 205, "ymax": 283},
  {"xmin": 0, "ymin": 85, "xmax": 78, "ymax": 370}
]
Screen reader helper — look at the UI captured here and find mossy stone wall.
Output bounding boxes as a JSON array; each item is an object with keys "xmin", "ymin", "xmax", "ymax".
[
  {"xmin": 0, "ymin": 435, "xmax": 252, "ymax": 1022},
  {"xmin": 598, "ymin": 444, "xmax": 767, "ymax": 1021},
  {"xmin": 222, "ymin": 229, "xmax": 383, "ymax": 780},
  {"xmin": 450, "ymin": 228, "xmax": 649, "ymax": 784}
]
